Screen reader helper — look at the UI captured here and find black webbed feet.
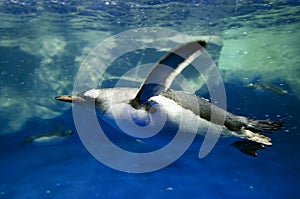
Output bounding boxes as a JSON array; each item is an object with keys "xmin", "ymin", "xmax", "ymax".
[{"xmin": 231, "ymin": 140, "xmax": 266, "ymax": 157}]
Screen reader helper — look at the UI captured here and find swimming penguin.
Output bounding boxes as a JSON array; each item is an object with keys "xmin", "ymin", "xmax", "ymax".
[
  {"xmin": 56, "ymin": 40, "xmax": 283, "ymax": 157},
  {"xmin": 245, "ymin": 82, "xmax": 288, "ymax": 96},
  {"xmin": 21, "ymin": 121, "xmax": 73, "ymax": 145}
]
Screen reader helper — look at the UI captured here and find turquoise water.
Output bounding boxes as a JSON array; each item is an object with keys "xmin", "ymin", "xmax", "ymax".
[{"xmin": 0, "ymin": 0, "xmax": 300, "ymax": 198}]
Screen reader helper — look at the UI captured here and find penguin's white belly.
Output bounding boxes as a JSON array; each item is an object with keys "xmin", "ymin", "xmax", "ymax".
[
  {"xmin": 32, "ymin": 135, "xmax": 67, "ymax": 145},
  {"xmin": 101, "ymin": 95, "xmax": 228, "ymax": 138}
]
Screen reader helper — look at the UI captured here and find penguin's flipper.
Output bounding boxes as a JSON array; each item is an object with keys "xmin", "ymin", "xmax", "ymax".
[
  {"xmin": 130, "ymin": 41, "xmax": 207, "ymax": 108},
  {"xmin": 231, "ymin": 140, "xmax": 265, "ymax": 157}
]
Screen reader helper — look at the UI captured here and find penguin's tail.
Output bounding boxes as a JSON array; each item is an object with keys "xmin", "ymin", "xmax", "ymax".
[
  {"xmin": 246, "ymin": 119, "xmax": 284, "ymax": 133},
  {"xmin": 231, "ymin": 119, "xmax": 284, "ymax": 156}
]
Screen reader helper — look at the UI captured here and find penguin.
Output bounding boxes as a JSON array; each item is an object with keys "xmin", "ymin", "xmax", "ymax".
[
  {"xmin": 55, "ymin": 40, "xmax": 283, "ymax": 157},
  {"xmin": 245, "ymin": 82, "xmax": 288, "ymax": 96},
  {"xmin": 21, "ymin": 121, "xmax": 73, "ymax": 145},
  {"xmin": 21, "ymin": 129, "xmax": 73, "ymax": 145}
]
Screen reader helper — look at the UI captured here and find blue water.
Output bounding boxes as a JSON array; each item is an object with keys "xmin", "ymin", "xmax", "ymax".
[{"xmin": 1, "ymin": 0, "xmax": 300, "ymax": 198}]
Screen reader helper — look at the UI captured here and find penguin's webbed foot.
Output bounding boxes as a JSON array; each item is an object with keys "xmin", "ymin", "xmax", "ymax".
[{"xmin": 231, "ymin": 140, "xmax": 266, "ymax": 157}]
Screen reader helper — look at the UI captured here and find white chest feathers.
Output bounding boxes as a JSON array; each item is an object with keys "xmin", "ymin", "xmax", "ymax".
[{"xmin": 102, "ymin": 95, "xmax": 213, "ymax": 138}]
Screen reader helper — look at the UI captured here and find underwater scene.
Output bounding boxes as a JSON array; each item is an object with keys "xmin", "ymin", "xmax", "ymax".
[{"xmin": 0, "ymin": 0, "xmax": 299, "ymax": 198}]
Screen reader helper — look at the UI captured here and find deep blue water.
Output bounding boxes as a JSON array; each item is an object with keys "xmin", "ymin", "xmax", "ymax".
[
  {"xmin": 1, "ymin": 0, "xmax": 300, "ymax": 199},
  {"xmin": 1, "ymin": 81, "xmax": 299, "ymax": 199}
]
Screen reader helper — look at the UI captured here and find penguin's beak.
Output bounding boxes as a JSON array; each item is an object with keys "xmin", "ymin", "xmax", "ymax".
[{"xmin": 55, "ymin": 95, "xmax": 84, "ymax": 103}]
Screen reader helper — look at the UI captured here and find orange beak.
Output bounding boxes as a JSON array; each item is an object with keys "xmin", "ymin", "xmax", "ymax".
[{"xmin": 55, "ymin": 95, "xmax": 84, "ymax": 103}]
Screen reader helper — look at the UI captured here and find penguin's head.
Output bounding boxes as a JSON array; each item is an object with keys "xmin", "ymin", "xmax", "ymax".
[{"xmin": 55, "ymin": 89, "xmax": 100, "ymax": 103}]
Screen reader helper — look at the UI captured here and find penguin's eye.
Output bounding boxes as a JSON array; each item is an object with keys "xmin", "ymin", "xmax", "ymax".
[
  {"xmin": 75, "ymin": 92, "xmax": 91, "ymax": 101},
  {"xmin": 81, "ymin": 94, "xmax": 90, "ymax": 100}
]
